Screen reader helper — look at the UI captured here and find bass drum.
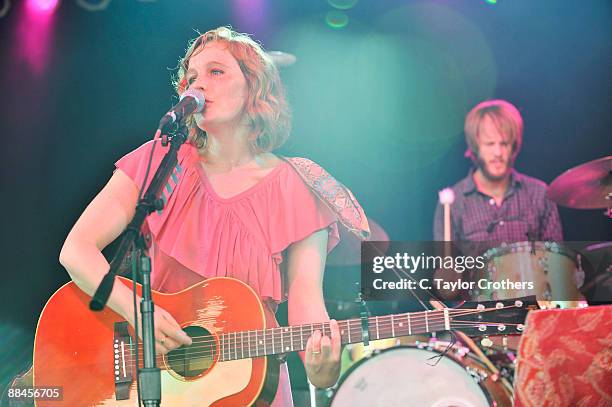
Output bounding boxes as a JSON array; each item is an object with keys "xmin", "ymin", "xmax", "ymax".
[
  {"xmin": 330, "ymin": 345, "xmax": 512, "ymax": 407},
  {"xmin": 340, "ymin": 335, "xmax": 431, "ymax": 376}
]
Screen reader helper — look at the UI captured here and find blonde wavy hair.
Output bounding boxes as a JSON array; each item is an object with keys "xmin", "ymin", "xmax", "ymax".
[
  {"xmin": 174, "ymin": 27, "xmax": 291, "ymax": 152},
  {"xmin": 464, "ymin": 99, "xmax": 523, "ymax": 163}
]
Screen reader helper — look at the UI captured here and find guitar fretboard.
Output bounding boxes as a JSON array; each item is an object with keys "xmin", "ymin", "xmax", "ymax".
[{"xmin": 218, "ymin": 309, "xmax": 450, "ymax": 361}]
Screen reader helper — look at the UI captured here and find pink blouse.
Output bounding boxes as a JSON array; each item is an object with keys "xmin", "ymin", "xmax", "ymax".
[
  {"xmin": 115, "ymin": 140, "xmax": 348, "ymax": 406},
  {"xmin": 115, "ymin": 140, "xmax": 339, "ymax": 302}
]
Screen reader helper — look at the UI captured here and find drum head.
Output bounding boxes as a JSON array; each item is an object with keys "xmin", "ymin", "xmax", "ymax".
[{"xmin": 331, "ymin": 346, "xmax": 491, "ymax": 407}]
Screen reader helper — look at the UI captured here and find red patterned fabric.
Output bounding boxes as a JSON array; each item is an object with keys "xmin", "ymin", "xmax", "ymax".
[{"xmin": 514, "ymin": 305, "xmax": 612, "ymax": 407}]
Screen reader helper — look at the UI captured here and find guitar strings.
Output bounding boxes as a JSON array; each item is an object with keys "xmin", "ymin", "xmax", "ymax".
[
  {"xmin": 123, "ymin": 320, "xmax": 526, "ymax": 366},
  {"xmin": 126, "ymin": 305, "xmax": 518, "ymax": 349},
  {"xmin": 124, "ymin": 318, "xmax": 522, "ymax": 364},
  {"xmin": 124, "ymin": 306, "xmax": 518, "ymax": 355},
  {"xmin": 120, "ymin": 308, "xmax": 522, "ymax": 363},
  {"xmin": 126, "ymin": 319, "xmax": 453, "ymax": 364}
]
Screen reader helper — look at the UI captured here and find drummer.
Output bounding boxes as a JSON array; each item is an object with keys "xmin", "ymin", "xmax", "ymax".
[{"xmin": 433, "ymin": 99, "xmax": 563, "ymax": 243}]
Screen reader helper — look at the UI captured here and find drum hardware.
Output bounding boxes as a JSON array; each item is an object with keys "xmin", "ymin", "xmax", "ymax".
[
  {"xmin": 465, "ymin": 365, "xmax": 489, "ymax": 383},
  {"xmin": 480, "ymin": 336, "xmax": 493, "ymax": 347},
  {"xmin": 575, "ymin": 254, "xmax": 585, "ymax": 288},
  {"xmin": 543, "ymin": 285, "xmax": 552, "ymax": 300},
  {"xmin": 483, "ymin": 346, "xmax": 516, "ymax": 384},
  {"xmin": 574, "ymin": 242, "xmax": 612, "ymax": 299}
]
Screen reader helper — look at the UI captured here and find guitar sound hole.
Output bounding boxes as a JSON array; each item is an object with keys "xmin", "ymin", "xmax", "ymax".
[{"xmin": 166, "ymin": 325, "xmax": 216, "ymax": 379}]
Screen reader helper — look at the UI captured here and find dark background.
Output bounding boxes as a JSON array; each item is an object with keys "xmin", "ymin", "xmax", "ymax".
[{"xmin": 1, "ymin": 0, "xmax": 610, "ymax": 399}]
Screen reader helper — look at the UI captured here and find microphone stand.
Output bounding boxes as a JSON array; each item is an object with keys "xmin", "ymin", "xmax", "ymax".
[{"xmin": 89, "ymin": 124, "xmax": 189, "ymax": 407}]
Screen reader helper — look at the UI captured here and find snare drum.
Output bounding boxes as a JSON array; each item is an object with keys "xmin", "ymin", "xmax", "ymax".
[
  {"xmin": 477, "ymin": 241, "xmax": 585, "ymax": 308},
  {"xmin": 330, "ymin": 344, "xmax": 512, "ymax": 407}
]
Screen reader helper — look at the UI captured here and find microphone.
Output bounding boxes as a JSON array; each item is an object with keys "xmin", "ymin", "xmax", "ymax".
[{"xmin": 158, "ymin": 89, "xmax": 205, "ymax": 131}]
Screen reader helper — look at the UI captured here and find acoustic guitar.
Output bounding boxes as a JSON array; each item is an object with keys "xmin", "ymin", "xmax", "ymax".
[{"xmin": 32, "ymin": 276, "xmax": 531, "ymax": 406}]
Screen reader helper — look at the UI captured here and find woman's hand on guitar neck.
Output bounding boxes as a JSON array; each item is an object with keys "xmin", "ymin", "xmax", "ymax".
[
  {"xmin": 304, "ymin": 319, "xmax": 341, "ymax": 389},
  {"xmin": 126, "ymin": 304, "xmax": 193, "ymax": 355}
]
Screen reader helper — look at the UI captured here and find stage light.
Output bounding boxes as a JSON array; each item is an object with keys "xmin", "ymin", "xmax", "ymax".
[
  {"xmin": 232, "ymin": 0, "xmax": 268, "ymax": 33},
  {"xmin": 18, "ymin": 0, "xmax": 58, "ymax": 76},
  {"xmin": 328, "ymin": 0, "xmax": 358, "ymax": 10},
  {"xmin": 76, "ymin": 0, "xmax": 111, "ymax": 12},
  {"xmin": 26, "ymin": 0, "xmax": 60, "ymax": 14},
  {"xmin": 485, "ymin": 0, "xmax": 497, "ymax": 4},
  {"xmin": 326, "ymin": 10, "xmax": 349, "ymax": 29}
]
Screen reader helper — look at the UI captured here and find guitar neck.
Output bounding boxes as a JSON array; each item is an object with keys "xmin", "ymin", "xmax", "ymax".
[{"xmin": 218, "ymin": 309, "xmax": 449, "ymax": 361}]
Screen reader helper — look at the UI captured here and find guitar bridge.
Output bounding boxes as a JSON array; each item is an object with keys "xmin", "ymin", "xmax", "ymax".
[{"xmin": 113, "ymin": 322, "xmax": 134, "ymax": 400}]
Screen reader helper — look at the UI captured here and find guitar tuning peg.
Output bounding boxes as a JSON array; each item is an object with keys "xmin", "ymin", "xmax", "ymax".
[
  {"xmin": 514, "ymin": 300, "xmax": 523, "ymax": 307},
  {"xmin": 480, "ymin": 337, "xmax": 493, "ymax": 347}
]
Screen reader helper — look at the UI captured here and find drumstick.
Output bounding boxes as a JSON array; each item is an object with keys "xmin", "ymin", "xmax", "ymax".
[
  {"xmin": 436, "ymin": 188, "xmax": 459, "ymax": 299},
  {"xmin": 438, "ymin": 188, "xmax": 455, "ymax": 242},
  {"xmin": 436, "ymin": 190, "xmax": 513, "ymax": 393}
]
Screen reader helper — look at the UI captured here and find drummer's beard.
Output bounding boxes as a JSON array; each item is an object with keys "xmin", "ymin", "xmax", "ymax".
[{"xmin": 475, "ymin": 154, "xmax": 513, "ymax": 182}]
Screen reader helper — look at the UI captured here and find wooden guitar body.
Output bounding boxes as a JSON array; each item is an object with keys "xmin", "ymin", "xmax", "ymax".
[{"xmin": 33, "ymin": 277, "xmax": 278, "ymax": 406}]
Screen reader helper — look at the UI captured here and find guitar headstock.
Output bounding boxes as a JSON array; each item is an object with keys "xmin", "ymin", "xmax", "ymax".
[{"xmin": 448, "ymin": 296, "xmax": 537, "ymax": 337}]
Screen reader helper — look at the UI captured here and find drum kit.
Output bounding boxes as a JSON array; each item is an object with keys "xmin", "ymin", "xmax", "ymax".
[
  {"xmin": 332, "ymin": 340, "xmax": 513, "ymax": 407},
  {"xmin": 317, "ymin": 156, "xmax": 611, "ymax": 407}
]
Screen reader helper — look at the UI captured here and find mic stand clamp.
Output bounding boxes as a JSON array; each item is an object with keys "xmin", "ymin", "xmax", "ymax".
[
  {"xmin": 526, "ymin": 230, "xmax": 537, "ymax": 255},
  {"xmin": 135, "ymin": 233, "xmax": 160, "ymax": 407}
]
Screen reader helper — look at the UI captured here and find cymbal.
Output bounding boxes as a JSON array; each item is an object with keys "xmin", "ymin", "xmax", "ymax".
[
  {"xmin": 326, "ymin": 218, "xmax": 389, "ymax": 266},
  {"xmin": 267, "ymin": 51, "xmax": 297, "ymax": 67},
  {"xmin": 547, "ymin": 156, "xmax": 612, "ymax": 209}
]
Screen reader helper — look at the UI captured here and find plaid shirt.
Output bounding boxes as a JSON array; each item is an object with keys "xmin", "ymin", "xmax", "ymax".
[{"xmin": 434, "ymin": 169, "xmax": 563, "ymax": 243}]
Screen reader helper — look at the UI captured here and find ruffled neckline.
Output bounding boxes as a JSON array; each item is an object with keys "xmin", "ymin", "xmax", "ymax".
[{"xmin": 195, "ymin": 159, "xmax": 288, "ymax": 204}]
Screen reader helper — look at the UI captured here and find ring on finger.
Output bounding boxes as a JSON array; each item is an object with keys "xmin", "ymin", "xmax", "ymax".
[{"xmin": 311, "ymin": 350, "xmax": 321, "ymax": 355}]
